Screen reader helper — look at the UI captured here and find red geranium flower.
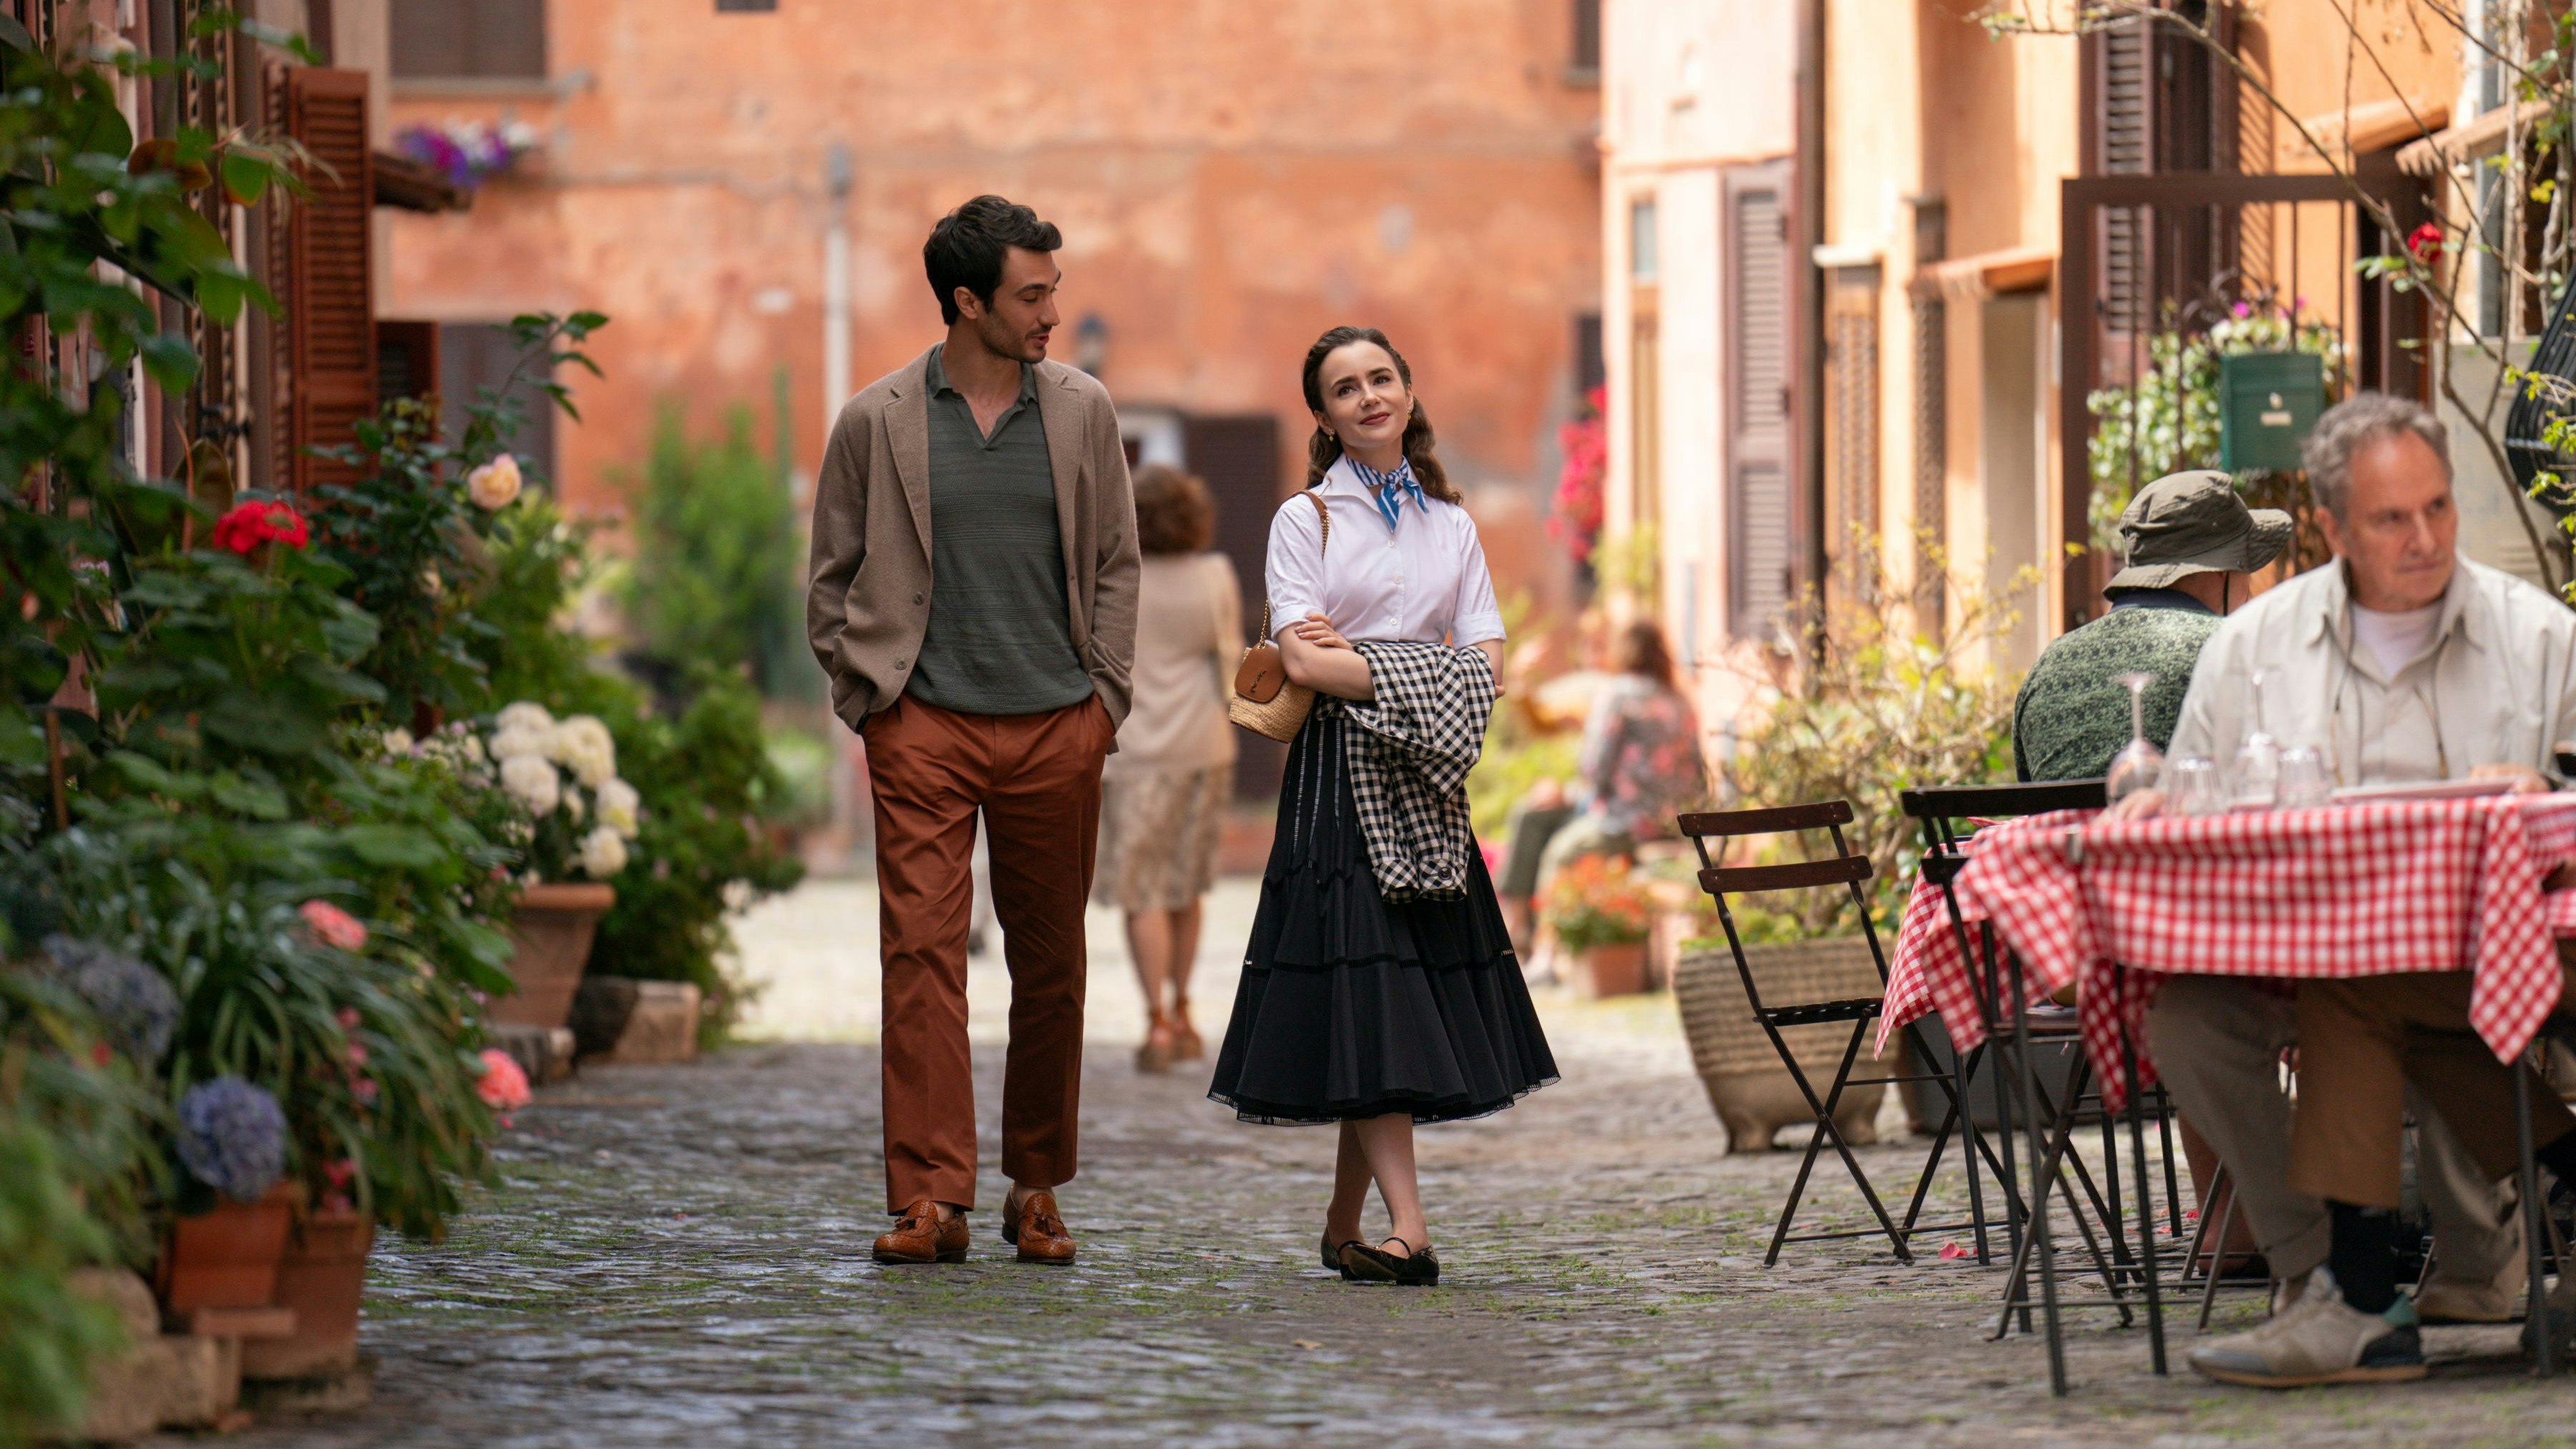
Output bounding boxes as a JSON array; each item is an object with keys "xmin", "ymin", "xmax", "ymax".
[
  {"xmin": 2406, "ymin": 221, "xmax": 2445, "ymax": 263},
  {"xmin": 211, "ymin": 501, "xmax": 311, "ymax": 556}
]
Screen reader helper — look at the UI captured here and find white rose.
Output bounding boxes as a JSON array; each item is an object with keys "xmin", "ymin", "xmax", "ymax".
[
  {"xmin": 548, "ymin": 716, "xmax": 618, "ymax": 787},
  {"xmin": 595, "ymin": 778, "xmax": 641, "ymax": 839},
  {"xmin": 495, "ymin": 701, "xmax": 555, "ymax": 734},
  {"xmin": 467, "ymin": 454, "xmax": 524, "ymax": 511},
  {"xmin": 578, "ymin": 826, "xmax": 628, "ymax": 879},
  {"xmin": 499, "ymin": 752, "xmax": 562, "ymax": 816}
]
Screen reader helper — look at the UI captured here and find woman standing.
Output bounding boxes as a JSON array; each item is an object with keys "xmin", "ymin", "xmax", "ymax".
[
  {"xmin": 1097, "ymin": 464, "xmax": 1240, "ymax": 1073},
  {"xmin": 1208, "ymin": 326, "xmax": 1557, "ymax": 1286}
]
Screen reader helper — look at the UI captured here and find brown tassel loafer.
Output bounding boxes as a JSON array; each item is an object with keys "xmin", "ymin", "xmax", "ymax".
[
  {"xmin": 872, "ymin": 1199, "xmax": 968, "ymax": 1264},
  {"xmin": 1001, "ymin": 1190, "xmax": 1077, "ymax": 1265}
]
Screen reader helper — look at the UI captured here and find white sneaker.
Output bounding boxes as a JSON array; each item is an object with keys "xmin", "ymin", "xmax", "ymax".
[{"xmin": 2189, "ymin": 1268, "xmax": 2426, "ymax": 1388}]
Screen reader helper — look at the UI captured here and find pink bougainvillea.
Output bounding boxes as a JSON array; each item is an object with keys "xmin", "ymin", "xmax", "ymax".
[
  {"xmin": 298, "ymin": 899, "xmax": 369, "ymax": 952},
  {"xmin": 1549, "ymin": 386, "xmax": 1608, "ymax": 565}
]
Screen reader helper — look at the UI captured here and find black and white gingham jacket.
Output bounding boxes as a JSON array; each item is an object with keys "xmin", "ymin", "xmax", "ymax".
[{"xmin": 1323, "ymin": 641, "xmax": 1498, "ymax": 902}]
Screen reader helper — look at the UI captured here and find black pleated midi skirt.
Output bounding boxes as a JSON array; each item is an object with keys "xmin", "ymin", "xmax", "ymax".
[{"xmin": 1207, "ymin": 708, "xmax": 1558, "ymax": 1125}]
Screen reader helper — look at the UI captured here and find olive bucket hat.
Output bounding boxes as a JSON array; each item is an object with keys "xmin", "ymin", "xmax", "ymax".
[{"xmin": 2107, "ymin": 470, "xmax": 2295, "ymax": 590}]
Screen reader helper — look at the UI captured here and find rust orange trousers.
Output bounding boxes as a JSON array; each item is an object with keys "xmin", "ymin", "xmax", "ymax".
[{"xmin": 863, "ymin": 695, "xmax": 1111, "ymax": 1213}]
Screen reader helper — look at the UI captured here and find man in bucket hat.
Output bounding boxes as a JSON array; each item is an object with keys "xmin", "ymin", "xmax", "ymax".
[{"xmin": 2009, "ymin": 469, "xmax": 2293, "ymax": 783}]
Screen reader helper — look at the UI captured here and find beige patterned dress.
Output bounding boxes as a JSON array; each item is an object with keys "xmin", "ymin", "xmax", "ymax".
[{"xmin": 1096, "ymin": 552, "xmax": 1240, "ymax": 912}]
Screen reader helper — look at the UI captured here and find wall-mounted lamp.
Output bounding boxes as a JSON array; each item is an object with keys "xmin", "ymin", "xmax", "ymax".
[{"xmin": 1075, "ymin": 313, "xmax": 1110, "ymax": 376}]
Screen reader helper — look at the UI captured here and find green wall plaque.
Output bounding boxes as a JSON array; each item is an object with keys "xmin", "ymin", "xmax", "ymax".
[{"xmin": 2218, "ymin": 351, "xmax": 2325, "ymax": 473}]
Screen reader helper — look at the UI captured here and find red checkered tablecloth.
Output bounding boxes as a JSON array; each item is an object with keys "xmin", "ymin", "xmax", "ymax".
[{"xmin": 1878, "ymin": 793, "xmax": 2576, "ymax": 1110}]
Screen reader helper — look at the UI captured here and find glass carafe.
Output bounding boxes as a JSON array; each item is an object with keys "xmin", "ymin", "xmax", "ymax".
[{"xmin": 2232, "ymin": 670, "xmax": 2280, "ymax": 810}]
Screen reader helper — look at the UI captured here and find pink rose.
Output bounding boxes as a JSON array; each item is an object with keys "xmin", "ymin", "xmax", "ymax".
[
  {"xmin": 475, "ymin": 1048, "xmax": 532, "ymax": 1112},
  {"xmin": 299, "ymin": 900, "xmax": 369, "ymax": 952}
]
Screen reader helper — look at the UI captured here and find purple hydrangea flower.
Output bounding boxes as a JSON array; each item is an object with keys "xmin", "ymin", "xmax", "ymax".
[
  {"xmin": 176, "ymin": 1077, "xmax": 287, "ymax": 1204},
  {"xmin": 39, "ymin": 935, "xmax": 178, "ymax": 1064}
]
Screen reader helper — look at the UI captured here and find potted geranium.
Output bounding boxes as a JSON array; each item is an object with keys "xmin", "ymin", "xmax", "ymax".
[
  {"xmin": 1542, "ymin": 854, "xmax": 1654, "ymax": 999},
  {"xmin": 482, "ymin": 701, "xmax": 642, "ymax": 1028}
]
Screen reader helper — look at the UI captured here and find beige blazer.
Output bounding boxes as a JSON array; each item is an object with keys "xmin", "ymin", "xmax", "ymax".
[{"xmin": 804, "ymin": 346, "xmax": 1140, "ymax": 734}]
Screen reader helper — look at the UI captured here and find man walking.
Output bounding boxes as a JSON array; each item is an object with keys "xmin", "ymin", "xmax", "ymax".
[{"xmin": 806, "ymin": 195, "xmax": 1139, "ymax": 1266}]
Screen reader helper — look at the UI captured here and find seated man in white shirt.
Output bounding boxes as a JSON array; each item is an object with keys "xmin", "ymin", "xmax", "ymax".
[{"xmin": 2114, "ymin": 392, "xmax": 2576, "ymax": 1387}]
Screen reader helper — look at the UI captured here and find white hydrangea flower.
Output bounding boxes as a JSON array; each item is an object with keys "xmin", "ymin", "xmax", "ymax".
[
  {"xmin": 595, "ymin": 777, "xmax": 641, "ymax": 839},
  {"xmin": 564, "ymin": 788, "xmax": 585, "ymax": 823},
  {"xmin": 489, "ymin": 723, "xmax": 552, "ymax": 761},
  {"xmin": 499, "ymin": 752, "xmax": 562, "ymax": 816},
  {"xmin": 495, "ymin": 701, "xmax": 555, "ymax": 734},
  {"xmin": 381, "ymin": 728, "xmax": 415, "ymax": 758},
  {"xmin": 578, "ymin": 826, "xmax": 629, "ymax": 879},
  {"xmin": 548, "ymin": 715, "xmax": 618, "ymax": 787}
]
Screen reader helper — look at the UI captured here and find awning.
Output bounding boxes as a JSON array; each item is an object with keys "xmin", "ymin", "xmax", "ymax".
[
  {"xmin": 1908, "ymin": 245, "xmax": 2054, "ymax": 302},
  {"xmin": 372, "ymin": 149, "xmax": 472, "ymax": 213},
  {"xmin": 2283, "ymin": 95, "xmax": 2449, "ymax": 164},
  {"xmin": 2397, "ymin": 99, "xmax": 2553, "ymax": 177}
]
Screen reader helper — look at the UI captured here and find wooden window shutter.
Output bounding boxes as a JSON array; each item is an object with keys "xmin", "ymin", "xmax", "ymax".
[
  {"xmin": 268, "ymin": 67, "xmax": 375, "ymax": 495},
  {"xmin": 1727, "ymin": 167, "xmax": 1796, "ymax": 643},
  {"xmin": 1823, "ymin": 265, "xmax": 1882, "ymax": 582}
]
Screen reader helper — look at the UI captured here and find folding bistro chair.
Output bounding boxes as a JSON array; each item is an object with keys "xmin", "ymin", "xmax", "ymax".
[
  {"xmin": 1679, "ymin": 800, "xmax": 2005, "ymax": 1267},
  {"xmin": 1900, "ymin": 780, "xmax": 2187, "ymax": 1392}
]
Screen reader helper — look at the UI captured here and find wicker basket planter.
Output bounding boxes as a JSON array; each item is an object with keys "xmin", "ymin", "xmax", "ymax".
[{"xmin": 1672, "ymin": 937, "xmax": 1885, "ymax": 1154}]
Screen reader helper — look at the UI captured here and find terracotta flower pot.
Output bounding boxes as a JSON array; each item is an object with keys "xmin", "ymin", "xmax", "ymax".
[
  {"xmin": 1572, "ymin": 940, "xmax": 1649, "ymax": 999},
  {"xmin": 156, "ymin": 1181, "xmax": 297, "ymax": 1315},
  {"xmin": 492, "ymin": 881, "xmax": 615, "ymax": 1029},
  {"xmin": 241, "ymin": 1210, "xmax": 375, "ymax": 1381}
]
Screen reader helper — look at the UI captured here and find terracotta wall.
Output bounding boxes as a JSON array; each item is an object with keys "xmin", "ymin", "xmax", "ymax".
[{"xmin": 384, "ymin": 0, "xmax": 1601, "ymax": 621}]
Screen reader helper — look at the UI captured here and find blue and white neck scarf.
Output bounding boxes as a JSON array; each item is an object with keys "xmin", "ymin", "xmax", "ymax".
[{"xmin": 1347, "ymin": 456, "xmax": 1425, "ymax": 530}]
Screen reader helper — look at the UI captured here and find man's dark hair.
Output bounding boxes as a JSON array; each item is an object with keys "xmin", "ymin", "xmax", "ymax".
[{"xmin": 923, "ymin": 195, "xmax": 1062, "ymax": 326}]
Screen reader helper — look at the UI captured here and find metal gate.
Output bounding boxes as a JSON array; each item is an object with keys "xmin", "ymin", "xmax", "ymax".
[{"xmin": 2057, "ymin": 164, "xmax": 2431, "ymax": 629}]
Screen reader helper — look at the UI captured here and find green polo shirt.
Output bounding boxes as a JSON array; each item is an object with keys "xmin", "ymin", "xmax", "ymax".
[{"xmin": 906, "ymin": 346, "xmax": 1096, "ymax": 716}]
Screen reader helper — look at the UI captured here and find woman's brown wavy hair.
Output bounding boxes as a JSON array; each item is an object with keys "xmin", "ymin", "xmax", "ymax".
[{"xmin": 1299, "ymin": 326, "xmax": 1459, "ymax": 503}]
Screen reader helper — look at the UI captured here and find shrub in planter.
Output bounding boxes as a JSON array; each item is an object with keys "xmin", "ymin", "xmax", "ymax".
[{"xmin": 1543, "ymin": 854, "xmax": 1653, "ymax": 998}]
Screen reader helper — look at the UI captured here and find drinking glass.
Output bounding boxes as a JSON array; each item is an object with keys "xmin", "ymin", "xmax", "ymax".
[
  {"xmin": 2276, "ymin": 746, "xmax": 2330, "ymax": 809},
  {"xmin": 2231, "ymin": 670, "xmax": 2280, "ymax": 810},
  {"xmin": 2106, "ymin": 672, "xmax": 2164, "ymax": 806},
  {"xmin": 2167, "ymin": 756, "xmax": 2228, "ymax": 818}
]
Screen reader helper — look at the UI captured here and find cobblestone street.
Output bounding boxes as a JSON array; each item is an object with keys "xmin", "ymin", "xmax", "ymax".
[{"xmin": 205, "ymin": 881, "xmax": 2574, "ymax": 1448}]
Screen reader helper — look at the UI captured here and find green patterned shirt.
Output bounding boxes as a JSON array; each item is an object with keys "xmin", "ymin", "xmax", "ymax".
[{"xmin": 2011, "ymin": 593, "xmax": 2219, "ymax": 783}]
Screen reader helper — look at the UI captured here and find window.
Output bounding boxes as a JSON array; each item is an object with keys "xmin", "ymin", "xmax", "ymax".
[
  {"xmin": 1727, "ymin": 169, "xmax": 1795, "ymax": 642},
  {"xmin": 716, "ymin": 0, "xmax": 778, "ymax": 10},
  {"xmin": 1570, "ymin": 0, "xmax": 1601, "ymax": 76},
  {"xmin": 1572, "ymin": 313, "xmax": 1604, "ymax": 398},
  {"xmin": 1629, "ymin": 197, "xmax": 1659, "ymax": 283},
  {"xmin": 393, "ymin": 1, "xmax": 546, "ymax": 81}
]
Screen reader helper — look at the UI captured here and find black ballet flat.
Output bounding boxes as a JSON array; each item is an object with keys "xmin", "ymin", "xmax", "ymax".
[
  {"xmin": 1321, "ymin": 1231, "xmax": 1364, "ymax": 1277},
  {"xmin": 1342, "ymin": 1236, "xmax": 1439, "ymax": 1287}
]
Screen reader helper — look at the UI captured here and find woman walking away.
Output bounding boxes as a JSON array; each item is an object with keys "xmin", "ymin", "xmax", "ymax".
[
  {"xmin": 1208, "ymin": 326, "xmax": 1558, "ymax": 1287},
  {"xmin": 1098, "ymin": 464, "xmax": 1240, "ymax": 1073}
]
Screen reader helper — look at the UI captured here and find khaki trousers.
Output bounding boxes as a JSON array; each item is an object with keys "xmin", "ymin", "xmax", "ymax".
[
  {"xmin": 864, "ymin": 695, "xmax": 1111, "ymax": 1213},
  {"xmin": 2288, "ymin": 964, "xmax": 2576, "ymax": 1209},
  {"xmin": 2147, "ymin": 977, "xmax": 2522, "ymax": 1284}
]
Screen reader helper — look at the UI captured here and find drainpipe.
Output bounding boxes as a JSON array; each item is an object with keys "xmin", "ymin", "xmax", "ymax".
[
  {"xmin": 822, "ymin": 142, "xmax": 857, "ymax": 863},
  {"xmin": 1795, "ymin": 0, "xmax": 1828, "ymax": 668}
]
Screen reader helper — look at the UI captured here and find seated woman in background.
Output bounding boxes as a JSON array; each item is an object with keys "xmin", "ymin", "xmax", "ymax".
[{"xmin": 1494, "ymin": 619, "xmax": 1705, "ymax": 950}]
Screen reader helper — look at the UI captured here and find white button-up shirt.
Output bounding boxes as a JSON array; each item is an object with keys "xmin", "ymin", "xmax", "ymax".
[
  {"xmin": 2168, "ymin": 555, "xmax": 2576, "ymax": 787},
  {"xmin": 1264, "ymin": 457, "xmax": 1506, "ymax": 648}
]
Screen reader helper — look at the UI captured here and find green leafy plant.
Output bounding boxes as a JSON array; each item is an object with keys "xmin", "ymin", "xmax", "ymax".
[
  {"xmin": 2082, "ymin": 300, "xmax": 2344, "ymax": 557},
  {"xmin": 615, "ymin": 404, "xmax": 803, "ymax": 698},
  {"xmin": 583, "ymin": 674, "xmax": 804, "ymax": 1040},
  {"xmin": 309, "ymin": 313, "xmax": 607, "ymax": 728},
  {"xmin": 1725, "ymin": 536, "xmax": 2026, "ymax": 938}
]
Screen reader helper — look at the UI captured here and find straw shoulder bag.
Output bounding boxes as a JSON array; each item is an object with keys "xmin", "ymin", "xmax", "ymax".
[{"xmin": 1227, "ymin": 489, "xmax": 1331, "ymax": 743}]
